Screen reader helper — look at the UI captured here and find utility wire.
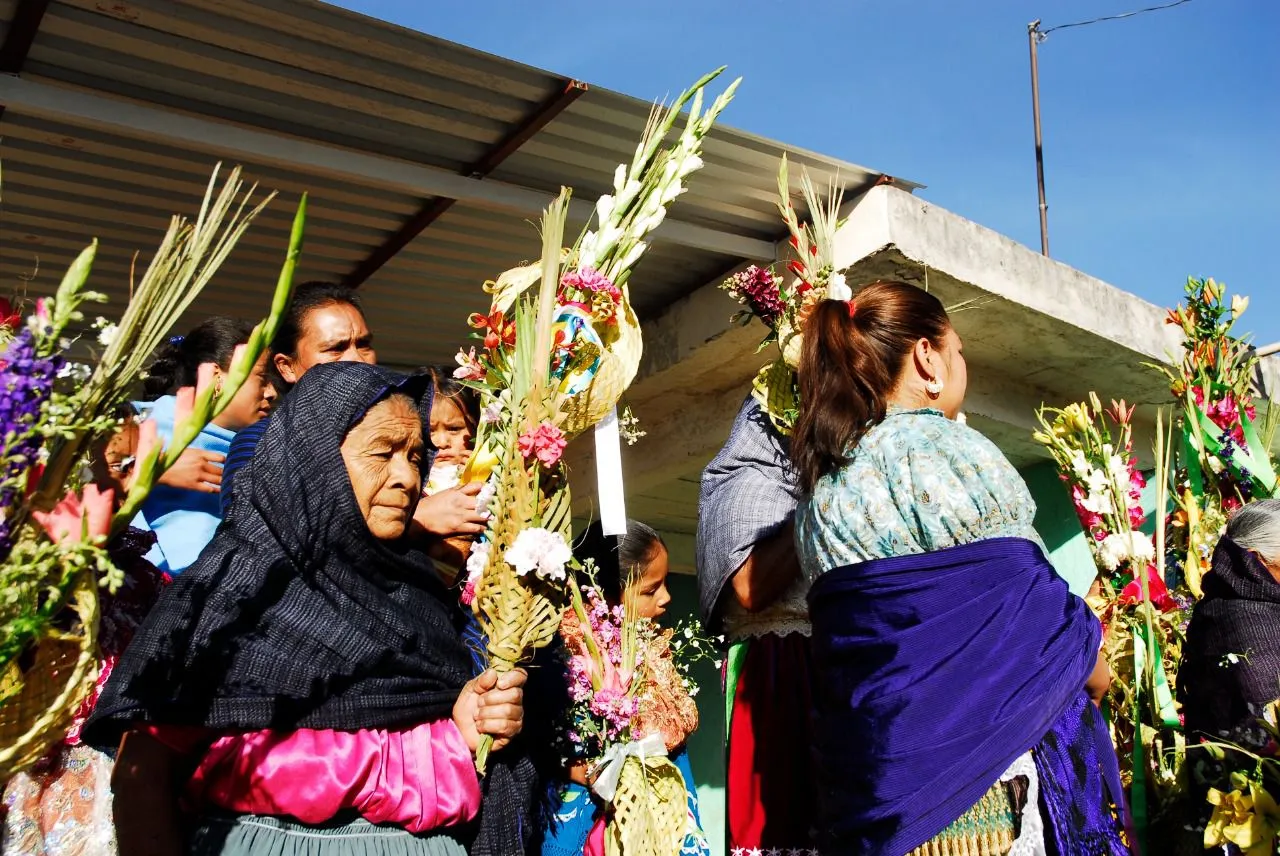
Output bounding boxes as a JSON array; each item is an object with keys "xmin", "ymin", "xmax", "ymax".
[{"xmin": 1038, "ymin": 0, "xmax": 1195, "ymax": 38}]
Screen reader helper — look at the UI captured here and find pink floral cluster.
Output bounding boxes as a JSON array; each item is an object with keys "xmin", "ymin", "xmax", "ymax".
[
  {"xmin": 565, "ymin": 588, "xmax": 640, "ymax": 743},
  {"xmin": 560, "ymin": 267, "xmax": 622, "ymax": 324},
  {"xmin": 1193, "ymin": 386, "xmax": 1256, "ymax": 446},
  {"xmin": 517, "ymin": 421, "xmax": 567, "ymax": 467}
]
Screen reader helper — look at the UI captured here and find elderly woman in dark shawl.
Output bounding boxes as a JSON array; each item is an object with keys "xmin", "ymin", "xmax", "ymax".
[
  {"xmin": 84, "ymin": 363, "xmax": 536, "ymax": 856},
  {"xmin": 1180, "ymin": 499, "xmax": 1280, "ymax": 739}
]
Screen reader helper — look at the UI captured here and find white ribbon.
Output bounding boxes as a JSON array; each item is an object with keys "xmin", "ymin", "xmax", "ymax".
[
  {"xmin": 595, "ymin": 406, "xmax": 627, "ymax": 537},
  {"xmin": 589, "ymin": 733, "xmax": 666, "ymax": 803}
]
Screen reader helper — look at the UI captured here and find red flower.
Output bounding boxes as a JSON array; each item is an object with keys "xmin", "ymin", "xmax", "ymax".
[
  {"xmin": 0, "ymin": 297, "xmax": 20, "ymax": 331},
  {"xmin": 1118, "ymin": 564, "xmax": 1178, "ymax": 612},
  {"xmin": 787, "ymin": 259, "xmax": 806, "ymax": 280},
  {"xmin": 468, "ymin": 309, "xmax": 516, "ymax": 351}
]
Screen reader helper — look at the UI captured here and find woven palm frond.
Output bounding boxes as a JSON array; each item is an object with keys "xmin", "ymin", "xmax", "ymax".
[{"xmin": 607, "ymin": 755, "xmax": 688, "ymax": 856}]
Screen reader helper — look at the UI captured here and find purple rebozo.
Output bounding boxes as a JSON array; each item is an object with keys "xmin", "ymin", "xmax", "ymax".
[{"xmin": 807, "ymin": 536, "xmax": 1134, "ymax": 856}]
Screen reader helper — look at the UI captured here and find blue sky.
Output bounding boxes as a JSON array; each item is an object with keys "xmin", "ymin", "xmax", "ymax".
[{"xmin": 337, "ymin": 0, "xmax": 1279, "ymax": 346}]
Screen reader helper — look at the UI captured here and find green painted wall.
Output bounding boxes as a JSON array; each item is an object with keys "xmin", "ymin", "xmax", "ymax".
[{"xmin": 663, "ymin": 460, "xmax": 1162, "ymax": 856}]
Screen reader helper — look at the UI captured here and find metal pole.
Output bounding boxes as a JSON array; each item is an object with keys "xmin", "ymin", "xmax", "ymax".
[{"xmin": 1028, "ymin": 20, "xmax": 1050, "ymax": 256}]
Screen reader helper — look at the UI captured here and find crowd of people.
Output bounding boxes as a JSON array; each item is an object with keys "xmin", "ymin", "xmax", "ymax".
[{"xmin": 2, "ymin": 277, "xmax": 1278, "ymax": 856}]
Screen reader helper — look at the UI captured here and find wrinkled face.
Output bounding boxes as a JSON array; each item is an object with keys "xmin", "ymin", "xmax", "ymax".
[
  {"xmin": 933, "ymin": 327, "xmax": 968, "ymax": 420},
  {"xmin": 627, "ymin": 544, "xmax": 672, "ymax": 620},
  {"xmin": 276, "ymin": 302, "xmax": 376, "ymax": 385},
  {"xmin": 429, "ymin": 395, "xmax": 474, "ymax": 467},
  {"xmin": 340, "ymin": 395, "xmax": 424, "ymax": 541},
  {"xmin": 214, "ymin": 351, "xmax": 277, "ymax": 432}
]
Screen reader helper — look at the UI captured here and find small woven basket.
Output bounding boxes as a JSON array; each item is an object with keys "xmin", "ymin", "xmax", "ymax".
[{"xmin": 0, "ymin": 572, "xmax": 100, "ymax": 781}]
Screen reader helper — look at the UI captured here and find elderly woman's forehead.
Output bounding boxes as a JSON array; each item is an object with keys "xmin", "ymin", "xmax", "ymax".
[{"xmin": 355, "ymin": 393, "xmax": 422, "ymax": 428}]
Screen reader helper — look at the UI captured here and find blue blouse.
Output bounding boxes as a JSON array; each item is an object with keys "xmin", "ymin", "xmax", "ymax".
[
  {"xmin": 796, "ymin": 408, "xmax": 1043, "ymax": 577},
  {"xmin": 131, "ymin": 395, "xmax": 236, "ymax": 575}
]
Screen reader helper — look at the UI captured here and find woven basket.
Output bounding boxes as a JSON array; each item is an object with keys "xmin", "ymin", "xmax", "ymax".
[{"xmin": 0, "ymin": 572, "xmax": 100, "ymax": 781}]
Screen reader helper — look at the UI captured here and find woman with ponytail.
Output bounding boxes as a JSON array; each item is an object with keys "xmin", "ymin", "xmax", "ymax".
[
  {"xmin": 133, "ymin": 316, "xmax": 276, "ymax": 575},
  {"xmin": 791, "ymin": 282, "xmax": 1129, "ymax": 855}
]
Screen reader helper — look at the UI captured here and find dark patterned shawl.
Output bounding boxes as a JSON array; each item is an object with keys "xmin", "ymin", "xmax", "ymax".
[
  {"xmin": 1180, "ymin": 536, "xmax": 1280, "ymax": 738},
  {"xmin": 85, "ymin": 362, "xmax": 534, "ymax": 854}
]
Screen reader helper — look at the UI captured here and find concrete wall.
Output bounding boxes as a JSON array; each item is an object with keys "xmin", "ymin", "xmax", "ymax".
[{"xmin": 670, "ymin": 460, "xmax": 1163, "ymax": 856}]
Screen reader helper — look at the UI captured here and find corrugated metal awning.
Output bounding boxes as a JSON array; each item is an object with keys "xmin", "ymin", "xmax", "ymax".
[{"xmin": 0, "ymin": 0, "xmax": 918, "ymax": 367}]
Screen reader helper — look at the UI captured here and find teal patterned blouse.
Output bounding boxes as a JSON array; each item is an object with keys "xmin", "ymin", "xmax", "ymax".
[{"xmin": 796, "ymin": 407, "xmax": 1044, "ymax": 578}]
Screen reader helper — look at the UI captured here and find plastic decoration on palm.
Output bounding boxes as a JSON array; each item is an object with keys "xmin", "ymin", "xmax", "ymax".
[
  {"xmin": 717, "ymin": 155, "xmax": 848, "ymax": 435},
  {"xmin": 1153, "ymin": 277, "xmax": 1277, "ymax": 598},
  {"xmin": 0, "ymin": 165, "xmax": 305, "ymax": 779},
  {"xmin": 450, "ymin": 69, "xmax": 739, "ymax": 773},
  {"xmin": 559, "ymin": 567, "xmax": 720, "ymax": 856}
]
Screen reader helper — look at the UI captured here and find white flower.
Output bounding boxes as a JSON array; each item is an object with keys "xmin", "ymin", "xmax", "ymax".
[
  {"xmin": 466, "ymin": 539, "xmax": 490, "ymax": 580},
  {"xmin": 1208, "ymin": 455, "xmax": 1225, "ymax": 475},
  {"xmin": 595, "ymin": 194, "xmax": 615, "ymax": 225},
  {"xmin": 504, "ymin": 527, "xmax": 572, "ymax": 583},
  {"xmin": 1078, "ymin": 489, "xmax": 1111, "ymax": 516},
  {"xmin": 1106, "ymin": 454, "xmax": 1130, "ymax": 489},
  {"xmin": 475, "ymin": 479, "xmax": 496, "ymax": 519},
  {"xmin": 1068, "ymin": 450, "xmax": 1092, "ymax": 480},
  {"xmin": 56, "ymin": 361, "xmax": 91, "ymax": 382},
  {"xmin": 826, "ymin": 272, "xmax": 852, "ymax": 302},
  {"xmin": 954, "ymin": 412, "xmax": 967, "ymax": 425},
  {"xmin": 96, "ymin": 322, "xmax": 118, "ymax": 347},
  {"xmin": 1097, "ymin": 531, "xmax": 1154, "ymax": 571}
]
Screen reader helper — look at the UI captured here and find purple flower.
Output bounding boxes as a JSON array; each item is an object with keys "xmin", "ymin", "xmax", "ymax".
[
  {"xmin": 0, "ymin": 329, "xmax": 62, "ymax": 558},
  {"xmin": 722, "ymin": 265, "xmax": 785, "ymax": 325}
]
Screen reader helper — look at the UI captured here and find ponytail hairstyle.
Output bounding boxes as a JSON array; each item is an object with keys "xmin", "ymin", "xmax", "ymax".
[
  {"xmin": 143, "ymin": 316, "xmax": 255, "ymax": 398},
  {"xmin": 790, "ymin": 280, "xmax": 951, "ymax": 492},
  {"xmin": 573, "ymin": 519, "xmax": 666, "ymax": 605},
  {"xmin": 423, "ymin": 365, "xmax": 480, "ymax": 435}
]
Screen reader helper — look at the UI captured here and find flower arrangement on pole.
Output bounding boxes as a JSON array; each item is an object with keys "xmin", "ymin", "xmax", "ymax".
[
  {"xmin": 1033, "ymin": 396, "xmax": 1187, "ymax": 840},
  {"xmin": 451, "ymin": 69, "xmax": 739, "ymax": 779},
  {"xmin": 718, "ymin": 155, "xmax": 848, "ymax": 434},
  {"xmin": 0, "ymin": 165, "xmax": 304, "ymax": 778},
  {"xmin": 1151, "ymin": 277, "xmax": 1277, "ymax": 598}
]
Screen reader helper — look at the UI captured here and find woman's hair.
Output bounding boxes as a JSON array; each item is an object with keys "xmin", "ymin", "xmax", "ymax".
[
  {"xmin": 143, "ymin": 316, "xmax": 254, "ymax": 398},
  {"xmin": 424, "ymin": 365, "xmax": 480, "ymax": 433},
  {"xmin": 270, "ymin": 281, "xmax": 366, "ymax": 360},
  {"xmin": 790, "ymin": 280, "xmax": 951, "ymax": 492},
  {"xmin": 573, "ymin": 519, "xmax": 666, "ymax": 605},
  {"xmin": 1228, "ymin": 499, "xmax": 1280, "ymax": 565}
]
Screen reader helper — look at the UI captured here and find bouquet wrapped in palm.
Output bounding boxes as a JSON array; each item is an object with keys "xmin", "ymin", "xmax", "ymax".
[
  {"xmin": 0, "ymin": 166, "xmax": 304, "ymax": 778},
  {"xmin": 556, "ymin": 569, "xmax": 718, "ymax": 855},
  {"xmin": 450, "ymin": 69, "xmax": 738, "ymax": 772}
]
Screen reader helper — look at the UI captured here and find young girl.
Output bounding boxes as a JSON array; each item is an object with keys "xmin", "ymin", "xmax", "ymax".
[
  {"xmin": 541, "ymin": 520, "xmax": 710, "ymax": 856},
  {"xmin": 133, "ymin": 317, "xmax": 275, "ymax": 574},
  {"xmin": 415, "ymin": 366, "xmax": 487, "ymax": 584}
]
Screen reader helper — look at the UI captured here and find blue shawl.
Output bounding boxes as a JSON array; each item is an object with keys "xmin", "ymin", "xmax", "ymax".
[{"xmin": 806, "ymin": 536, "xmax": 1130, "ymax": 855}]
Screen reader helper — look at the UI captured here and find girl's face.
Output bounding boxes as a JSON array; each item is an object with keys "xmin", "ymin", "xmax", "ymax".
[
  {"xmin": 627, "ymin": 544, "xmax": 672, "ymax": 620},
  {"xmin": 429, "ymin": 395, "xmax": 474, "ymax": 467},
  {"xmin": 213, "ymin": 351, "xmax": 277, "ymax": 432},
  {"xmin": 90, "ymin": 417, "xmax": 139, "ymax": 505}
]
